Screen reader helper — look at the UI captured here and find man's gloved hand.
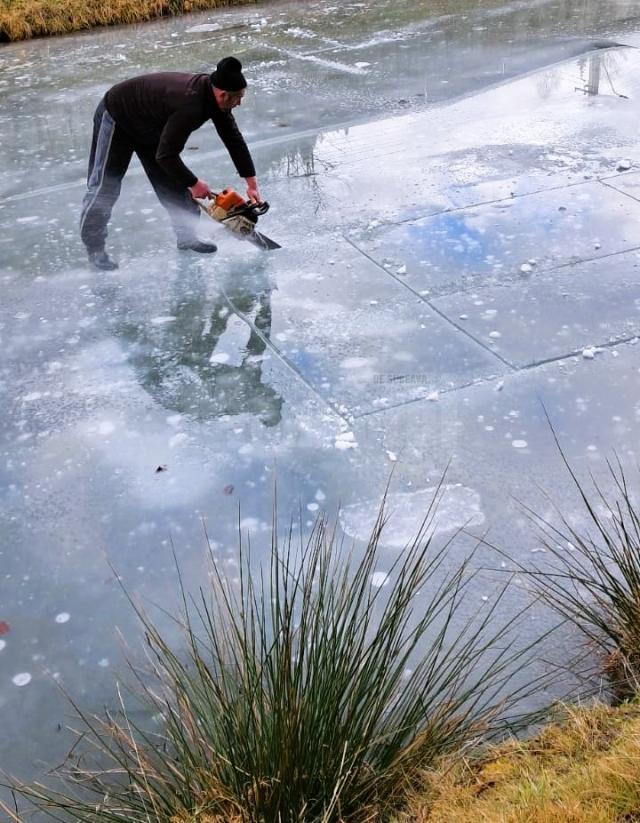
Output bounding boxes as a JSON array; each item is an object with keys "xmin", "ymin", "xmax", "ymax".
[
  {"xmin": 245, "ymin": 176, "xmax": 262, "ymax": 204},
  {"xmin": 189, "ymin": 179, "xmax": 213, "ymax": 200}
]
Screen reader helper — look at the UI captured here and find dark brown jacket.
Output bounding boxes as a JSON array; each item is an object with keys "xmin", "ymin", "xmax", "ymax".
[{"xmin": 105, "ymin": 72, "xmax": 255, "ymax": 188}]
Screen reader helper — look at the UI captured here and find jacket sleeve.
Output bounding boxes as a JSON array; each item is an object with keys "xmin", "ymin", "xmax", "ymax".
[
  {"xmin": 212, "ymin": 111, "xmax": 256, "ymax": 179},
  {"xmin": 155, "ymin": 109, "xmax": 199, "ymax": 188}
]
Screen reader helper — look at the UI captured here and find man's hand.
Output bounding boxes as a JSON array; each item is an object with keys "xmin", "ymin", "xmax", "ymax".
[
  {"xmin": 189, "ymin": 179, "xmax": 213, "ymax": 200},
  {"xmin": 245, "ymin": 176, "xmax": 262, "ymax": 204}
]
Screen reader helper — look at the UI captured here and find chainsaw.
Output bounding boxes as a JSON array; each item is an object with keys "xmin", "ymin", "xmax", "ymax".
[{"xmin": 196, "ymin": 189, "xmax": 281, "ymax": 251}]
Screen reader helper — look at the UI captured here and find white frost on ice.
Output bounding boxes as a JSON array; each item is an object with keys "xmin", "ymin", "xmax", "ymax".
[
  {"xmin": 55, "ymin": 612, "xmax": 70, "ymax": 624},
  {"xmin": 512, "ymin": 439, "xmax": 528, "ymax": 449},
  {"xmin": 582, "ymin": 346, "xmax": 598, "ymax": 359},
  {"xmin": 12, "ymin": 672, "xmax": 32, "ymax": 687},
  {"xmin": 339, "ymin": 357, "xmax": 371, "ymax": 370},
  {"xmin": 371, "ymin": 571, "xmax": 390, "ymax": 588},
  {"xmin": 185, "ymin": 23, "xmax": 222, "ymax": 32},
  {"xmin": 335, "ymin": 431, "xmax": 358, "ymax": 450},
  {"xmin": 169, "ymin": 432, "xmax": 189, "ymax": 449},
  {"xmin": 150, "ymin": 316, "xmax": 176, "ymax": 325},
  {"xmin": 239, "ymin": 517, "xmax": 261, "ymax": 532},
  {"xmin": 210, "ymin": 352, "xmax": 230, "ymax": 364},
  {"xmin": 340, "ymin": 485, "xmax": 485, "ymax": 548},
  {"xmin": 0, "ymin": 640, "xmax": 5, "ymax": 652}
]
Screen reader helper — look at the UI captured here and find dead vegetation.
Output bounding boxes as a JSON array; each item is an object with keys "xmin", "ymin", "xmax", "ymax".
[
  {"xmin": 402, "ymin": 701, "xmax": 640, "ymax": 822},
  {"xmin": 0, "ymin": 0, "xmax": 253, "ymax": 42}
]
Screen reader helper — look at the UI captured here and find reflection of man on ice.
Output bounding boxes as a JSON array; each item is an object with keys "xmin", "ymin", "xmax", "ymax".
[
  {"xmin": 124, "ymin": 263, "xmax": 283, "ymax": 428},
  {"xmin": 80, "ymin": 57, "xmax": 260, "ymax": 270}
]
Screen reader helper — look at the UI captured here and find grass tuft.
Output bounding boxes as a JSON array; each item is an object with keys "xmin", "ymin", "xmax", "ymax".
[
  {"xmin": 3, "ymin": 499, "xmax": 548, "ymax": 821},
  {"xmin": 524, "ymin": 442, "xmax": 640, "ymax": 702}
]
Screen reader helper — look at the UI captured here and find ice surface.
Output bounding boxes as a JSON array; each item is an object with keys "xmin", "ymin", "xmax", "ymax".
[
  {"xmin": 340, "ymin": 485, "xmax": 485, "ymax": 548},
  {"xmin": 2, "ymin": 0, "xmax": 640, "ymax": 801}
]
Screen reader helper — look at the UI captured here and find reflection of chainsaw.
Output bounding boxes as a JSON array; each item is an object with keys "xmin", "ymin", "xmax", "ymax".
[{"xmin": 196, "ymin": 189, "xmax": 281, "ymax": 251}]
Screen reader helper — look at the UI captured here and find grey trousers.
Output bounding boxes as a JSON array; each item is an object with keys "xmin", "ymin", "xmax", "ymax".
[{"xmin": 80, "ymin": 98, "xmax": 199, "ymax": 252}]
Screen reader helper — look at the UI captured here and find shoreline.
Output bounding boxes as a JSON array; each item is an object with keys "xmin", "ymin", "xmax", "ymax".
[{"xmin": 0, "ymin": 0, "xmax": 255, "ymax": 43}]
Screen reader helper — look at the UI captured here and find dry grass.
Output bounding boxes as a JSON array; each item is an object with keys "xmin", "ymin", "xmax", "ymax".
[
  {"xmin": 0, "ymin": 0, "xmax": 253, "ymax": 42},
  {"xmin": 400, "ymin": 701, "xmax": 640, "ymax": 822}
]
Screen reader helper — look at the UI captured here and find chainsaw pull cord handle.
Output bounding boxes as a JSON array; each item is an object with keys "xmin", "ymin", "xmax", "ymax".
[{"xmin": 252, "ymin": 201, "xmax": 270, "ymax": 216}]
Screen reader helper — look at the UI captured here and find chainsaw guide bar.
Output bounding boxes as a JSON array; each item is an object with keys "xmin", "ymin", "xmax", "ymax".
[{"xmin": 197, "ymin": 189, "xmax": 281, "ymax": 251}]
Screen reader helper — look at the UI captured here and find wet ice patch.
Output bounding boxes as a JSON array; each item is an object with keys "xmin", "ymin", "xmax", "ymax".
[{"xmin": 340, "ymin": 485, "xmax": 485, "ymax": 548}]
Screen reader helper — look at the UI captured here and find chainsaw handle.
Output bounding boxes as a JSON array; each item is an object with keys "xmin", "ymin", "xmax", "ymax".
[{"xmin": 252, "ymin": 201, "xmax": 270, "ymax": 216}]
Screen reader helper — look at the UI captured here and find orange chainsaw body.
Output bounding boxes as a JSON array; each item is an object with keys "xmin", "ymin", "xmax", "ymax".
[{"xmin": 197, "ymin": 188, "xmax": 281, "ymax": 251}]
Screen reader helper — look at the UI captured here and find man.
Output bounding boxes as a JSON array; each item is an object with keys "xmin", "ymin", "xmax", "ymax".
[{"xmin": 80, "ymin": 56, "xmax": 261, "ymax": 271}]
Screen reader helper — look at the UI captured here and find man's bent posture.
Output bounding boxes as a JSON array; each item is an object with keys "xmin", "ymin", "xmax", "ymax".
[{"xmin": 80, "ymin": 56, "xmax": 260, "ymax": 271}]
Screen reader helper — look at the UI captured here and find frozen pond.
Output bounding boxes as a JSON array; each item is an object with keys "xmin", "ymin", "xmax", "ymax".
[{"xmin": 2, "ymin": 0, "xmax": 640, "ymax": 799}]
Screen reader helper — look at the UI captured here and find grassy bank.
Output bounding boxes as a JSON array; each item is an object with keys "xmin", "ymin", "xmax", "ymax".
[
  {"xmin": 406, "ymin": 701, "xmax": 640, "ymax": 822},
  {"xmin": 0, "ymin": 0, "xmax": 253, "ymax": 43}
]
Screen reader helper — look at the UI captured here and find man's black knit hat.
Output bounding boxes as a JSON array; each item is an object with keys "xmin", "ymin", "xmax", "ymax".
[{"xmin": 210, "ymin": 56, "xmax": 247, "ymax": 92}]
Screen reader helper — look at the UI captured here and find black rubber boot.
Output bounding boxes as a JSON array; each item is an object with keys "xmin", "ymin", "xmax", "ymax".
[
  {"xmin": 177, "ymin": 239, "xmax": 218, "ymax": 254},
  {"xmin": 88, "ymin": 249, "xmax": 119, "ymax": 271}
]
